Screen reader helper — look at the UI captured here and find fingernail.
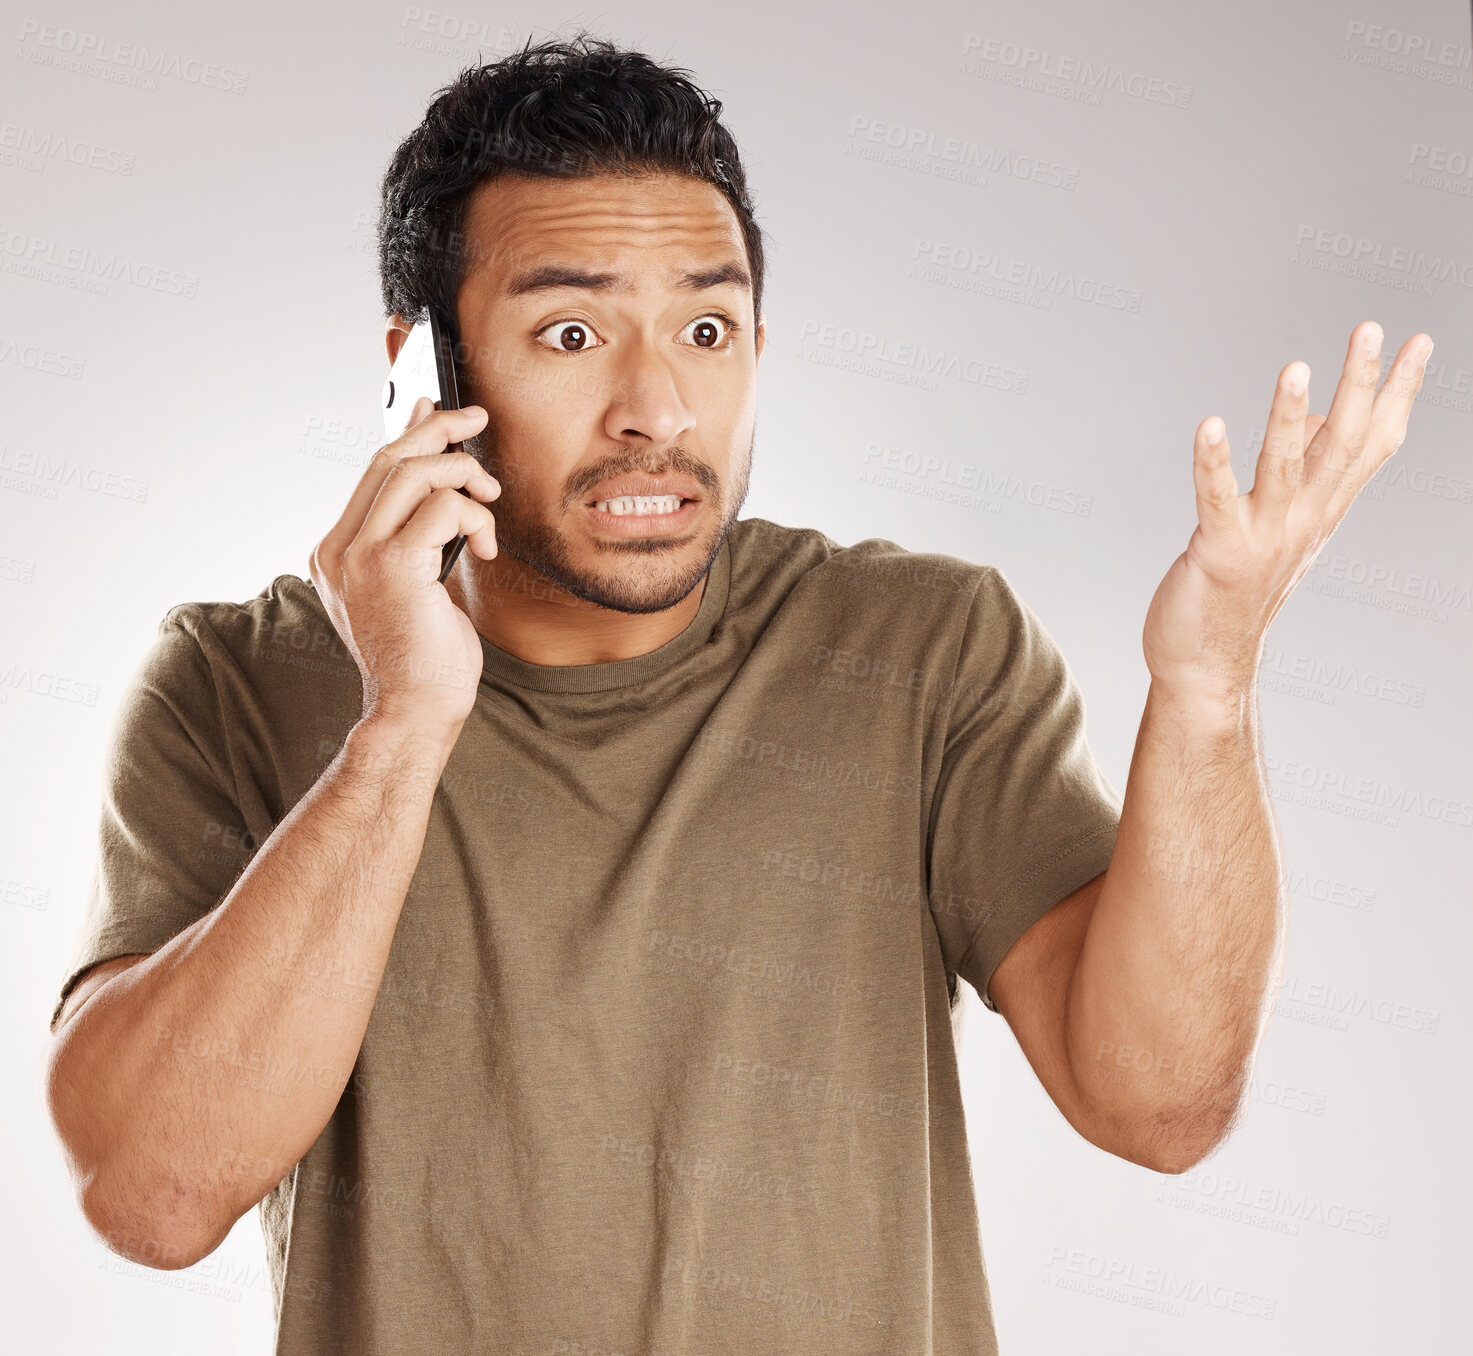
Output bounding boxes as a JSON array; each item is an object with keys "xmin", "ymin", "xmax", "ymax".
[
  {"xmin": 1287, "ymin": 364, "xmax": 1309, "ymax": 396},
  {"xmin": 1365, "ymin": 325, "xmax": 1383, "ymax": 358},
  {"xmin": 1419, "ymin": 337, "xmax": 1434, "ymax": 363}
]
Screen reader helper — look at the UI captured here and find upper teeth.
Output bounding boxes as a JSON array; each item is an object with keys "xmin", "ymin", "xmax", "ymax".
[{"xmin": 595, "ymin": 495, "xmax": 684, "ymax": 515}]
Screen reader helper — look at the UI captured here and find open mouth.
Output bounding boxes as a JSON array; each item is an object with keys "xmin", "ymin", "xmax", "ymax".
[{"xmin": 590, "ymin": 494, "xmax": 693, "ymax": 516}]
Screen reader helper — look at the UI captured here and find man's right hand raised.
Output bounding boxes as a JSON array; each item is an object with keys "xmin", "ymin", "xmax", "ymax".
[{"xmin": 308, "ymin": 397, "xmax": 499, "ymax": 737}]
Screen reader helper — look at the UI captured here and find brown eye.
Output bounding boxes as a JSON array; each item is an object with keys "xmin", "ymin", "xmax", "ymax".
[
  {"xmin": 682, "ymin": 315, "xmax": 733, "ymax": 349},
  {"xmin": 536, "ymin": 320, "xmax": 602, "ymax": 353}
]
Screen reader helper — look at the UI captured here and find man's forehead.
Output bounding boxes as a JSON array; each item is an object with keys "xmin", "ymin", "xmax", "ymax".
[{"xmin": 463, "ymin": 171, "xmax": 745, "ymax": 290}]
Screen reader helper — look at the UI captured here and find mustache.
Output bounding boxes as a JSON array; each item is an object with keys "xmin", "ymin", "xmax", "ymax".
[{"xmin": 560, "ymin": 445, "xmax": 721, "ymax": 509}]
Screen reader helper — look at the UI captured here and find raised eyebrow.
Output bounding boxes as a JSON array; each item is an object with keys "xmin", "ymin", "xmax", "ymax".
[
  {"xmin": 674, "ymin": 261, "xmax": 752, "ymax": 293},
  {"xmin": 503, "ymin": 260, "xmax": 752, "ymax": 298},
  {"xmin": 504, "ymin": 264, "xmax": 621, "ymax": 297}
]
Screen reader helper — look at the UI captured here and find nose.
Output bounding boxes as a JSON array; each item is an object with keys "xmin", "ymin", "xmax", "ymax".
[{"xmin": 602, "ymin": 333, "xmax": 697, "ymax": 448}]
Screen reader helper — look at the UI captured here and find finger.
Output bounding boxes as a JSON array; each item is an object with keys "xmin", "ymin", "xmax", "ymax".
[
  {"xmin": 1364, "ymin": 332, "xmax": 1433, "ymax": 470},
  {"xmin": 360, "ymin": 450, "xmax": 499, "ymax": 548},
  {"xmin": 1193, "ymin": 416, "xmax": 1242, "ymax": 544},
  {"xmin": 318, "ymin": 407, "xmax": 489, "ymax": 564},
  {"xmin": 395, "ymin": 487, "xmax": 499, "ymax": 570},
  {"xmin": 391, "ymin": 403, "xmax": 487, "ymax": 459},
  {"xmin": 1251, "ymin": 360, "xmax": 1311, "ymax": 524},
  {"xmin": 1303, "ymin": 321, "xmax": 1383, "ymax": 511}
]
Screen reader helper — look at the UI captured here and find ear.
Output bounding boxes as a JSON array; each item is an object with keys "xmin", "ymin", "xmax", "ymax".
[
  {"xmin": 754, "ymin": 315, "xmax": 766, "ymax": 362},
  {"xmin": 385, "ymin": 314, "xmax": 413, "ymax": 365}
]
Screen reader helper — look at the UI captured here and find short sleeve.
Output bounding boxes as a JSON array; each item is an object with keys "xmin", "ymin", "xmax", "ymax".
[
  {"xmin": 927, "ymin": 566, "xmax": 1121, "ymax": 1014},
  {"xmin": 49, "ymin": 610, "xmax": 256, "ymax": 1033}
]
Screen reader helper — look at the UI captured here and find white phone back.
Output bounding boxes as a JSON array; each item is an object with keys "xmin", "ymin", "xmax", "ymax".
[{"xmin": 381, "ymin": 321, "xmax": 444, "ymax": 444}]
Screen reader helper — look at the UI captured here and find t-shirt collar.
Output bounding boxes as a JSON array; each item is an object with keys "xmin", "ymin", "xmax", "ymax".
[{"xmin": 475, "ymin": 530, "xmax": 733, "ymax": 694}]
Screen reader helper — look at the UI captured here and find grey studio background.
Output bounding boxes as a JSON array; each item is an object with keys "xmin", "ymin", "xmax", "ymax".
[{"xmin": 3, "ymin": 1, "xmax": 1470, "ymax": 1352}]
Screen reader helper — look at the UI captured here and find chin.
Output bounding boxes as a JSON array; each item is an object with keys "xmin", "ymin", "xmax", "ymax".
[{"xmin": 506, "ymin": 514, "xmax": 730, "ymax": 615}]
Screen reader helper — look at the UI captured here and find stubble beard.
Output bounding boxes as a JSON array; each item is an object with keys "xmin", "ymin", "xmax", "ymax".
[{"xmin": 463, "ymin": 423, "xmax": 754, "ymax": 616}]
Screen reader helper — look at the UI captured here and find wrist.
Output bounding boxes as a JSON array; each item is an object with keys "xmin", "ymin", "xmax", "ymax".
[
  {"xmin": 1145, "ymin": 673, "xmax": 1255, "ymax": 732},
  {"xmin": 349, "ymin": 709, "xmax": 464, "ymax": 770}
]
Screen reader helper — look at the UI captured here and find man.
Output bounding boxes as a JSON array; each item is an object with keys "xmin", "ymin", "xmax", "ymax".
[{"xmin": 45, "ymin": 32, "xmax": 1431, "ymax": 1356}]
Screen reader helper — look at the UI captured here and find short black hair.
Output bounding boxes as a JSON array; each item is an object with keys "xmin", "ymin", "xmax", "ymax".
[{"xmin": 377, "ymin": 31, "xmax": 766, "ymax": 343}]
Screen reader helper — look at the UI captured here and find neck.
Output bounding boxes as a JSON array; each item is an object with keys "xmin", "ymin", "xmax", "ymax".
[{"xmin": 444, "ymin": 550, "xmax": 708, "ymax": 667}]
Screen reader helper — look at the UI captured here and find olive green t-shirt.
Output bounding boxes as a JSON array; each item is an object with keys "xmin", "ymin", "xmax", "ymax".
[{"xmin": 52, "ymin": 515, "xmax": 1121, "ymax": 1355}]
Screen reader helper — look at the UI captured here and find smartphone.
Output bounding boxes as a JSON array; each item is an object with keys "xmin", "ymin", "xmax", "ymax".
[{"xmin": 381, "ymin": 309, "xmax": 470, "ymax": 584}]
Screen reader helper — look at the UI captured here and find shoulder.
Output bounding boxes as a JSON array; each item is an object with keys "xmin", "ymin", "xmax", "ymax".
[
  {"xmin": 127, "ymin": 575, "xmax": 360, "ymax": 804},
  {"xmin": 161, "ymin": 572, "xmax": 328, "ymax": 645},
  {"xmin": 725, "ymin": 520, "xmax": 1013, "ymax": 718},
  {"xmin": 157, "ymin": 574, "xmax": 357, "ymax": 689},
  {"xmin": 729, "ymin": 515, "xmax": 994, "ymax": 626},
  {"xmin": 128, "ymin": 575, "xmax": 359, "ymax": 750}
]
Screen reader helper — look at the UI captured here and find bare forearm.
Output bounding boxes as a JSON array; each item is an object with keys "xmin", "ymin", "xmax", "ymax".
[
  {"xmin": 1065, "ymin": 679, "xmax": 1286, "ymax": 1168},
  {"xmin": 47, "ymin": 714, "xmax": 458, "ymax": 1262}
]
